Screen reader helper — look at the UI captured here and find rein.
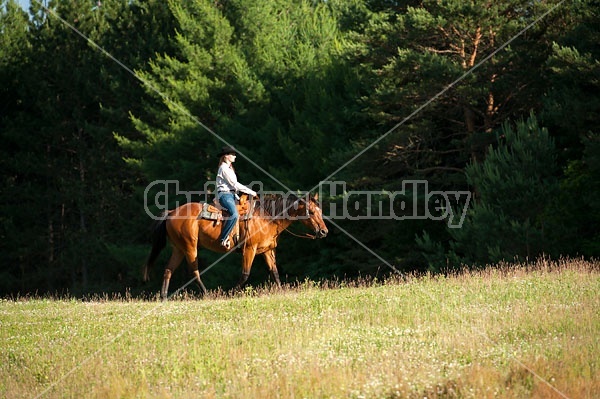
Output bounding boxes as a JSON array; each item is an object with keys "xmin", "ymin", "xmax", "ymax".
[{"xmin": 283, "ymin": 227, "xmax": 317, "ymax": 240}]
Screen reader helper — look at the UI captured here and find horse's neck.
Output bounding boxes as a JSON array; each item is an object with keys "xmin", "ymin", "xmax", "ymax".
[
  {"xmin": 255, "ymin": 197, "xmax": 299, "ymax": 233},
  {"xmin": 273, "ymin": 217, "xmax": 294, "ymax": 234}
]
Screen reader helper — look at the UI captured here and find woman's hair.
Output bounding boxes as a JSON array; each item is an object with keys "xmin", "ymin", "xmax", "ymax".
[{"xmin": 218, "ymin": 155, "xmax": 235, "ymax": 171}]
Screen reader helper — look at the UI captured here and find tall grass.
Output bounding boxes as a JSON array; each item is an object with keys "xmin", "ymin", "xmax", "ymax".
[{"xmin": 1, "ymin": 258, "xmax": 598, "ymax": 398}]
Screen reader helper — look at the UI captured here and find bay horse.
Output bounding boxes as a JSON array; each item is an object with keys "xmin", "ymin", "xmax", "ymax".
[{"xmin": 143, "ymin": 193, "xmax": 328, "ymax": 299}]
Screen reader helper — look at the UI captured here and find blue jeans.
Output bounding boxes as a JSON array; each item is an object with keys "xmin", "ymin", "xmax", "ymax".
[{"xmin": 218, "ymin": 193, "xmax": 238, "ymax": 242}]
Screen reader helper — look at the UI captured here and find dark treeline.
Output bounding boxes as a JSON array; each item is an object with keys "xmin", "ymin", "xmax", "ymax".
[{"xmin": 1, "ymin": 0, "xmax": 598, "ymax": 295}]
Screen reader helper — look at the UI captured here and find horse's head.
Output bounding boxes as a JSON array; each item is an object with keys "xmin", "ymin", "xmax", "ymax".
[{"xmin": 295, "ymin": 193, "xmax": 328, "ymax": 239}]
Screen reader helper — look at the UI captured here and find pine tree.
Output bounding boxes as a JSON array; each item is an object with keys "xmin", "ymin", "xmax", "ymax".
[
  {"xmin": 356, "ymin": 0, "xmax": 561, "ymax": 187},
  {"xmin": 540, "ymin": 0, "xmax": 600, "ymax": 256},
  {"xmin": 121, "ymin": 0, "xmax": 366, "ymax": 190},
  {"xmin": 0, "ymin": 0, "xmax": 177, "ymax": 294},
  {"xmin": 419, "ymin": 113, "xmax": 559, "ymax": 268},
  {"xmin": 0, "ymin": 0, "xmax": 32, "ymax": 293}
]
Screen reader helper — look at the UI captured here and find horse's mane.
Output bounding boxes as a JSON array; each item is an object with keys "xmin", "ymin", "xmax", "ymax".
[{"xmin": 259, "ymin": 193, "xmax": 302, "ymax": 219}]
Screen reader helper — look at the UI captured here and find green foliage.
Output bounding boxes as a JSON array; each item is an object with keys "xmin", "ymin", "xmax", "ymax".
[
  {"xmin": 545, "ymin": 136, "xmax": 600, "ymax": 257},
  {"xmin": 1, "ymin": 0, "xmax": 599, "ymax": 295},
  {"xmin": 466, "ymin": 115, "xmax": 558, "ymax": 215},
  {"xmin": 0, "ymin": 0, "xmax": 176, "ymax": 294},
  {"xmin": 356, "ymin": 0, "xmax": 560, "ymax": 185},
  {"xmin": 420, "ymin": 114, "xmax": 559, "ymax": 269},
  {"xmin": 536, "ymin": 0, "xmax": 600, "ymax": 257},
  {"xmin": 122, "ymin": 0, "xmax": 367, "ymax": 190}
]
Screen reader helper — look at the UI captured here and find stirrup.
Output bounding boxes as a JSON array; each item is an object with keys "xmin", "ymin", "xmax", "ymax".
[{"xmin": 220, "ymin": 238, "xmax": 231, "ymax": 250}]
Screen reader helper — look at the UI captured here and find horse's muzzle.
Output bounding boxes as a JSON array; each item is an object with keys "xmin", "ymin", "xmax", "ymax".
[{"xmin": 317, "ymin": 228, "xmax": 328, "ymax": 238}]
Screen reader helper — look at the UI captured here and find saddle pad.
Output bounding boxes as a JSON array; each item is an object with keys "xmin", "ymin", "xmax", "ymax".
[
  {"xmin": 198, "ymin": 203, "xmax": 223, "ymax": 221},
  {"xmin": 197, "ymin": 200, "xmax": 257, "ymax": 221}
]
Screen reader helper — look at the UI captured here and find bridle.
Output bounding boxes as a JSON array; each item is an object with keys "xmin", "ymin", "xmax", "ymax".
[{"xmin": 284, "ymin": 196, "xmax": 318, "ymax": 239}]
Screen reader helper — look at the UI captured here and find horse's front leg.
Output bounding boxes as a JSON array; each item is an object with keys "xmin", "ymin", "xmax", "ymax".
[
  {"xmin": 236, "ymin": 245, "xmax": 257, "ymax": 289},
  {"xmin": 263, "ymin": 249, "xmax": 281, "ymax": 287},
  {"xmin": 161, "ymin": 249, "xmax": 184, "ymax": 300}
]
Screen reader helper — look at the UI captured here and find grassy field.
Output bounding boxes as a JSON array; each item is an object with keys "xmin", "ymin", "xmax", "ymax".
[{"xmin": 1, "ymin": 259, "xmax": 598, "ymax": 399}]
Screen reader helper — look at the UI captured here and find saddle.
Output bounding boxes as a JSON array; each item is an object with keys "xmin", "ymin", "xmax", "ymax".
[
  {"xmin": 198, "ymin": 195, "xmax": 256, "ymax": 248},
  {"xmin": 197, "ymin": 194, "xmax": 255, "ymax": 225}
]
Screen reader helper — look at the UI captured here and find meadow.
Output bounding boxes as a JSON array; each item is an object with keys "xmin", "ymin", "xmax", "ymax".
[{"xmin": 1, "ymin": 258, "xmax": 598, "ymax": 398}]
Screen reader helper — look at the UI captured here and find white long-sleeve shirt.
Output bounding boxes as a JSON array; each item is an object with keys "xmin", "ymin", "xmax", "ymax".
[{"xmin": 216, "ymin": 163, "xmax": 257, "ymax": 197}]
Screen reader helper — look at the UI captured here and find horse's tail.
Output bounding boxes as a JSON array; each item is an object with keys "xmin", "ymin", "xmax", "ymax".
[{"xmin": 143, "ymin": 212, "xmax": 168, "ymax": 282}]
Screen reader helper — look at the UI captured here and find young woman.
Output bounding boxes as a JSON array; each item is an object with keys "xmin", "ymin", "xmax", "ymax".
[{"xmin": 215, "ymin": 146, "xmax": 257, "ymax": 249}]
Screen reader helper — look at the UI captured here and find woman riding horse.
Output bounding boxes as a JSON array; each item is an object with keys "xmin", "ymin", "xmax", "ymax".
[
  {"xmin": 143, "ymin": 163, "xmax": 328, "ymax": 299},
  {"xmin": 215, "ymin": 146, "xmax": 257, "ymax": 250}
]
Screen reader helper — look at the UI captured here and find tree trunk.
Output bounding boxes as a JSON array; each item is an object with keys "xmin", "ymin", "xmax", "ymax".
[{"xmin": 78, "ymin": 129, "xmax": 88, "ymax": 290}]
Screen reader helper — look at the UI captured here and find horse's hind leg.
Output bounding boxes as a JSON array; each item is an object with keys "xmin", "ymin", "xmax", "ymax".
[
  {"xmin": 185, "ymin": 250, "xmax": 207, "ymax": 296},
  {"xmin": 161, "ymin": 248, "xmax": 184, "ymax": 300},
  {"xmin": 192, "ymin": 270, "xmax": 207, "ymax": 296},
  {"xmin": 263, "ymin": 249, "xmax": 282, "ymax": 287}
]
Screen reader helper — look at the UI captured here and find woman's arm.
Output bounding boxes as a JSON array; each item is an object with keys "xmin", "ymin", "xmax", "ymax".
[{"xmin": 220, "ymin": 165, "xmax": 257, "ymax": 196}]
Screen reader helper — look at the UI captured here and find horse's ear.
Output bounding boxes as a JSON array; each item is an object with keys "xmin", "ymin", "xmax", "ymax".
[{"xmin": 313, "ymin": 192, "xmax": 319, "ymax": 201}]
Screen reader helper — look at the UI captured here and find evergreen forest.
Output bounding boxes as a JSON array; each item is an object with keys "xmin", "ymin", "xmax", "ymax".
[{"xmin": 1, "ymin": 0, "xmax": 598, "ymax": 295}]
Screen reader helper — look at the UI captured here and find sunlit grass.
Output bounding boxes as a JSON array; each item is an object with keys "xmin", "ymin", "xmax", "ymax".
[{"xmin": 1, "ymin": 258, "xmax": 598, "ymax": 398}]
